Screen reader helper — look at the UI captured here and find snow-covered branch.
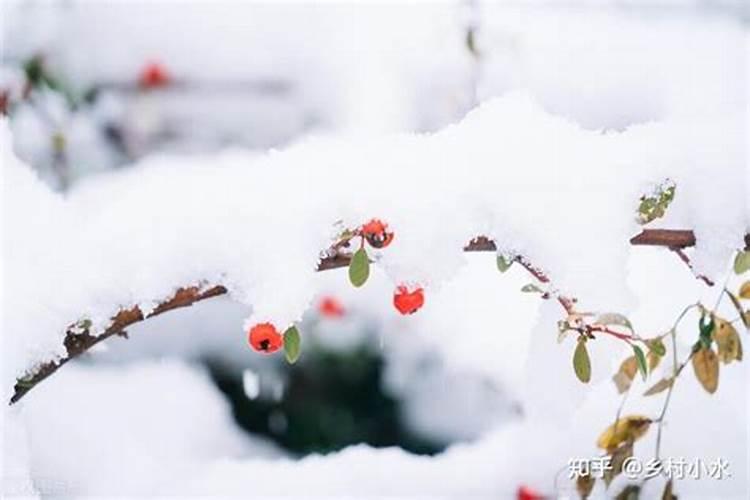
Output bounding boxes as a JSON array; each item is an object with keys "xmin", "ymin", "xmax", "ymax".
[{"xmin": 11, "ymin": 228, "xmax": 746, "ymax": 405}]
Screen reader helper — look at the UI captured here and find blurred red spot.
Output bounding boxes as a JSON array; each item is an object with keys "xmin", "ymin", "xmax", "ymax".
[
  {"xmin": 139, "ymin": 62, "xmax": 170, "ymax": 89},
  {"xmin": 319, "ymin": 296, "xmax": 345, "ymax": 318},
  {"xmin": 516, "ymin": 485, "xmax": 545, "ymax": 500}
]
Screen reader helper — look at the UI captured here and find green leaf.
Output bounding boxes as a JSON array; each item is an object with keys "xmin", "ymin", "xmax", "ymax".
[
  {"xmin": 637, "ymin": 182, "xmax": 675, "ymax": 225},
  {"xmin": 283, "ymin": 326, "xmax": 301, "ymax": 364},
  {"xmin": 496, "ymin": 255, "xmax": 513, "ymax": 273},
  {"xmin": 633, "ymin": 345, "xmax": 648, "ymax": 381},
  {"xmin": 595, "ymin": 313, "xmax": 633, "ymax": 331},
  {"xmin": 573, "ymin": 338, "xmax": 591, "ymax": 383},
  {"xmin": 521, "ymin": 283, "xmax": 543, "ymax": 294},
  {"xmin": 734, "ymin": 251, "xmax": 750, "ymax": 275},
  {"xmin": 699, "ymin": 314, "xmax": 714, "ymax": 349},
  {"xmin": 348, "ymin": 248, "xmax": 370, "ymax": 287},
  {"xmin": 648, "ymin": 338, "xmax": 666, "ymax": 357}
]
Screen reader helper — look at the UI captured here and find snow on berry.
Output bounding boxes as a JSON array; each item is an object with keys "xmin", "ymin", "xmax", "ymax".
[
  {"xmin": 361, "ymin": 218, "xmax": 394, "ymax": 249},
  {"xmin": 248, "ymin": 323, "xmax": 283, "ymax": 353},
  {"xmin": 393, "ymin": 285, "xmax": 424, "ymax": 315}
]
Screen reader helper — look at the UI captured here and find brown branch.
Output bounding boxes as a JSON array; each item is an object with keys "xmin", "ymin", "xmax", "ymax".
[
  {"xmin": 669, "ymin": 247, "xmax": 715, "ymax": 286},
  {"xmin": 10, "ymin": 229, "xmax": 747, "ymax": 404}
]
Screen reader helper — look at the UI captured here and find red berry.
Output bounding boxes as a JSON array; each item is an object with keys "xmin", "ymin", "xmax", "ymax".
[
  {"xmin": 318, "ymin": 296, "xmax": 345, "ymax": 318},
  {"xmin": 248, "ymin": 323, "xmax": 283, "ymax": 353},
  {"xmin": 516, "ymin": 485, "xmax": 545, "ymax": 500},
  {"xmin": 139, "ymin": 62, "xmax": 170, "ymax": 89},
  {"xmin": 393, "ymin": 285, "xmax": 424, "ymax": 315},
  {"xmin": 361, "ymin": 219, "xmax": 394, "ymax": 249}
]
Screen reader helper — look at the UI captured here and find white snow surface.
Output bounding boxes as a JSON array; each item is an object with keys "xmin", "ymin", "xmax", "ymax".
[{"xmin": 1, "ymin": 89, "xmax": 747, "ymax": 398}]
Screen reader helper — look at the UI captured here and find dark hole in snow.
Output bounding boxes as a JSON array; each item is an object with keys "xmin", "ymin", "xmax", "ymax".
[{"xmin": 206, "ymin": 345, "xmax": 447, "ymax": 456}]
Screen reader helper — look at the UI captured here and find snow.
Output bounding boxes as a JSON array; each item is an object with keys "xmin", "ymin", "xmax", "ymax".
[
  {"xmin": 1, "ymin": 1, "xmax": 748, "ymax": 498},
  {"xmin": 2, "ymin": 88, "xmax": 745, "ymax": 394}
]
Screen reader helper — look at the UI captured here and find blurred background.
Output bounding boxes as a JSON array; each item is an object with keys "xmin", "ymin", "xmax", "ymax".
[{"xmin": 1, "ymin": 1, "xmax": 747, "ymax": 497}]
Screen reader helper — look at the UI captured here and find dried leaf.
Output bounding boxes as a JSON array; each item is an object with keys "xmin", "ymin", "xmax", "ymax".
[
  {"xmin": 713, "ymin": 317, "xmax": 742, "ymax": 364},
  {"xmin": 661, "ymin": 479, "xmax": 676, "ymax": 500},
  {"xmin": 612, "ymin": 356, "xmax": 638, "ymax": 394},
  {"xmin": 739, "ymin": 281, "xmax": 750, "ymax": 299},
  {"xmin": 595, "ymin": 313, "xmax": 633, "ymax": 331},
  {"xmin": 576, "ymin": 471, "xmax": 596, "ymax": 499},
  {"xmin": 616, "ymin": 484, "xmax": 641, "ymax": 500},
  {"xmin": 605, "ymin": 441, "xmax": 634, "ymax": 487},
  {"xmin": 643, "ymin": 377, "xmax": 674, "ymax": 396},
  {"xmin": 692, "ymin": 347, "xmax": 719, "ymax": 394},
  {"xmin": 726, "ymin": 291, "xmax": 750, "ymax": 329},
  {"xmin": 597, "ymin": 415, "xmax": 651, "ymax": 451},
  {"xmin": 647, "ymin": 351, "xmax": 662, "ymax": 371},
  {"xmin": 573, "ymin": 337, "xmax": 591, "ymax": 383}
]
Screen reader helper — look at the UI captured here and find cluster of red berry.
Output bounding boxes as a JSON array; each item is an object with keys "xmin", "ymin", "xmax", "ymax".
[
  {"xmin": 247, "ymin": 219, "xmax": 425, "ymax": 357},
  {"xmin": 360, "ymin": 219, "xmax": 424, "ymax": 315}
]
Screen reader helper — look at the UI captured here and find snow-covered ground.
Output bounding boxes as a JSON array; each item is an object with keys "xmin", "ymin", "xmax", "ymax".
[{"xmin": 1, "ymin": 1, "xmax": 748, "ymax": 499}]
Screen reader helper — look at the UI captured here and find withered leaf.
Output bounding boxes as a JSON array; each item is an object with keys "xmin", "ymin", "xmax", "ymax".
[
  {"xmin": 576, "ymin": 471, "xmax": 596, "ymax": 499},
  {"xmin": 597, "ymin": 415, "xmax": 651, "ymax": 451},
  {"xmin": 616, "ymin": 484, "xmax": 641, "ymax": 500},
  {"xmin": 605, "ymin": 441, "xmax": 634, "ymax": 487},
  {"xmin": 692, "ymin": 347, "xmax": 719, "ymax": 394},
  {"xmin": 595, "ymin": 312, "xmax": 633, "ymax": 331},
  {"xmin": 612, "ymin": 356, "xmax": 638, "ymax": 394},
  {"xmin": 712, "ymin": 317, "xmax": 742, "ymax": 364},
  {"xmin": 726, "ymin": 291, "xmax": 750, "ymax": 330},
  {"xmin": 661, "ymin": 479, "xmax": 677, "ymax": 500},
  {"xmin": 739, "ymin": 281, "xmax": 750, "ymax": 299},
  {"xmin": 643, "ymin": 377, "xmax": 674, "ymax": 396},
  {"xmin": 648, "ymin": 351, "xmax": 662, "ymax": 371}
]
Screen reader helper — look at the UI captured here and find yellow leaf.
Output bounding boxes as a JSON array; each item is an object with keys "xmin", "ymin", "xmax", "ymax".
[
  {"xmin": 612, "ymin": 356, "xmax": 638, "ymax": 394},
  {"xmin": 692, "ymin": 347, "xmax": 719, "ymax": 394},
  {"xmin": 596, "ymin": 415, "xmax": 651, "ymax": 451},
  {"xmin": 648, "ymin": 351, "xmax": 661, "ymax": 371},
  {"xmin": 739, "ymin": 281, "xmax": 750, "ymax": 300},
  {"xmin": 713, "ymin": 317, "xmax": 742, "ymax": 364}
]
